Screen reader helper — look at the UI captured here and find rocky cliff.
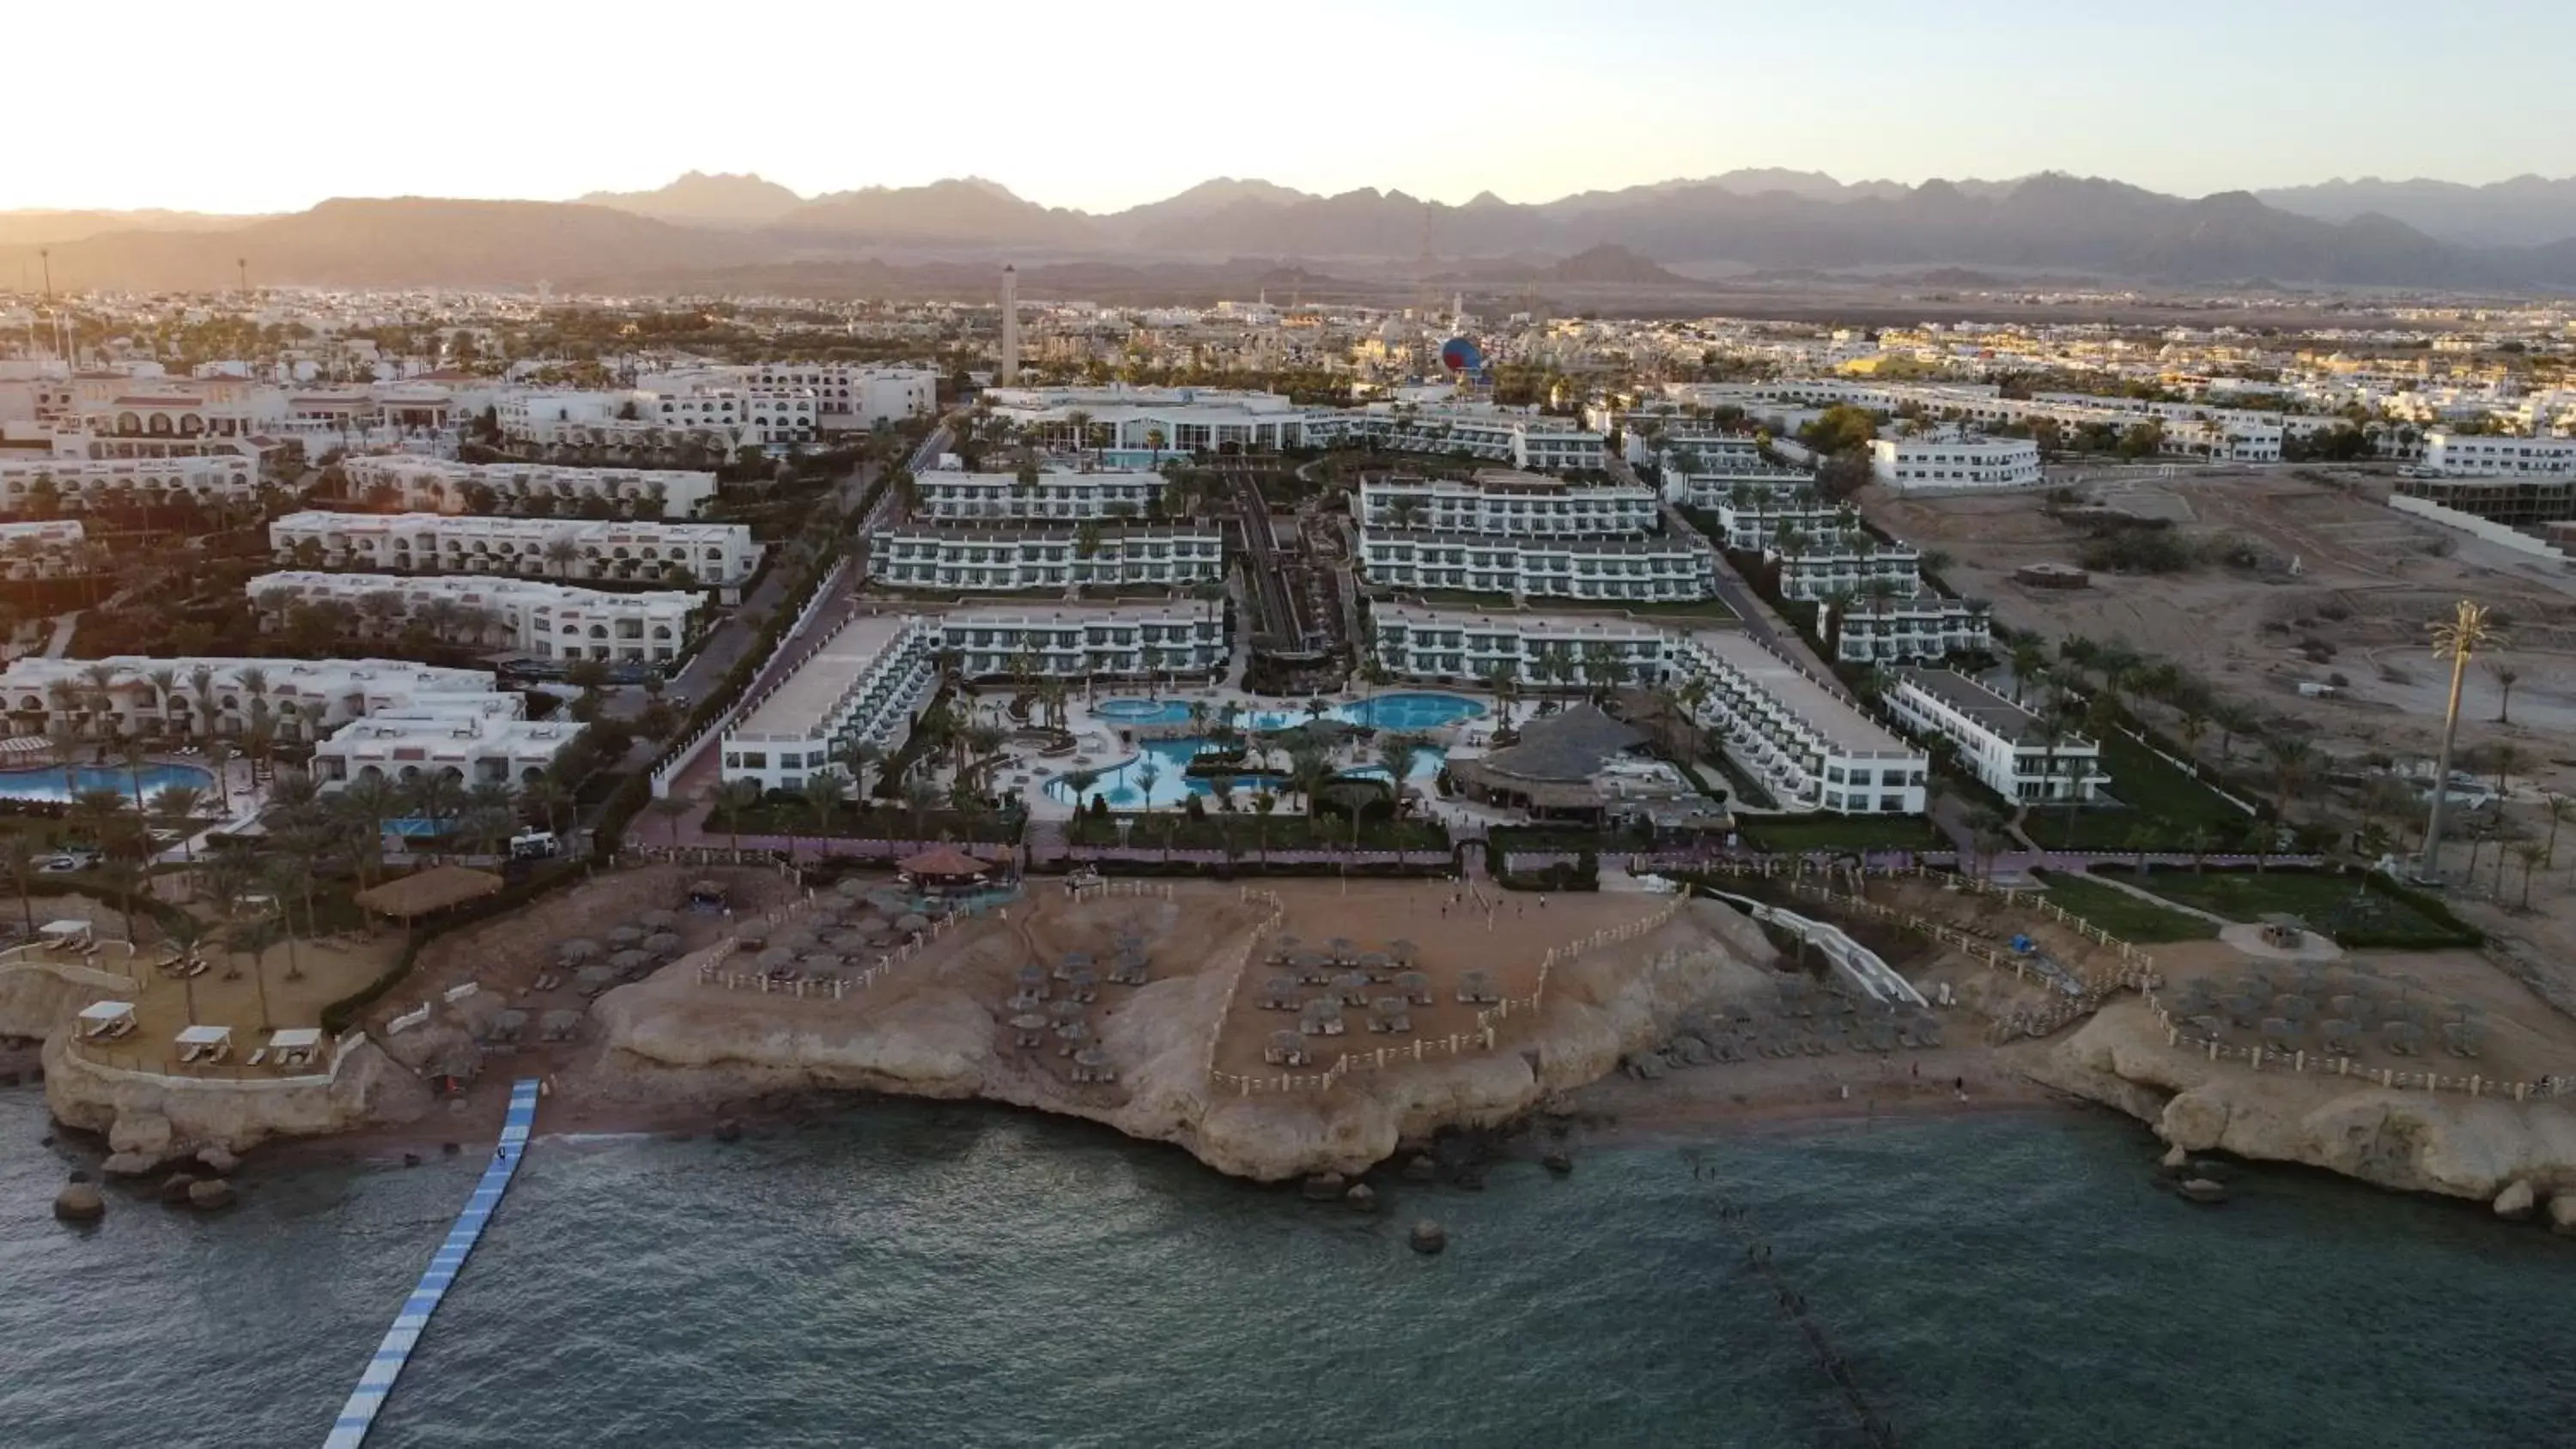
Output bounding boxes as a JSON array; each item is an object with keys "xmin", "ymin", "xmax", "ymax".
[
  {"xmin": 44, "ymin": 1034, "xmax": 434, "ymax": 1169},
  {"xmin": 2031, "ymin": 999, "xmax": 2576, "ymax": 1202},
  {"xmin": 586, "ymin": 906, "xmax": 1768, "ymax": 1181}
]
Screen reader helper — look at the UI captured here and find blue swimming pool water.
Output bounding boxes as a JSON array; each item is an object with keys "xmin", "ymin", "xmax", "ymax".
[
  {"xmin": 1093, "ymin": 692, "xmax": 1485, "ymax": 737},
  {"xmin": 0, "ymin": 762, "xmax": 216, "ymax": 805},
  {"xmin": 1043, "ymin": 737, "xmax": 1444, "ymax": 809}
]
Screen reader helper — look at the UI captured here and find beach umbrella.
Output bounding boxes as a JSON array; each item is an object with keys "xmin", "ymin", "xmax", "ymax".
[
  {"xmin": 896, "ymin": 912, "xmax": 930, "ymax": 935},
  {"xmin": 801, "ymin": 952, "xmax": 843, "ymax": 971},
  {"xmin": 556, "ymin": 938, "xmax": 601, "ymax": 966},
  {"xmin": 1327, "ymin": 936, "xmax": 1356, "ymax": 959},
  {"xmin": 539, "ymin": 1009, "xmax": 582, "ymax": 1042},
  {"xmin": 1274, "ymin": 935, "xmax": 1303, "ymax": 953},
  {"xmin": 1333, "ymin": 971, "xmax": 1372, "ymax": 1004},
  {"xmin": 1267, "ymin": 1030, "xmax": 1306, "ymax": 1063},
  {"xmin": 835, "ymin": 877, "xmax": 868, "ymax": 899},
  {"xmin": 1005, "ymin": 990, "xmax": 1045, "ymax": 1012},
  {"xmin": 1073, "ymin": 1046, "xmax": 1110, "ymax": 1072},
  {"xmin": 758, "ymin": 948, "xmax": 799, "ymax": 971},
  {"xmin": 733, "ymin": 928, "xmax": 769, "ymax": 949},
  {"xmin": 574, "ymin": 965, "xmax": 614, "ymax": 991},
  {"xmin": 638, "ymin": 909, "xmax": 679, "ymax": 931},
  {"xmin": 644, "ymin": 931, "xmax": 683, "ymax": 957},
  {"xmin": 1048, "ymin": 999, "xmax": 1085, "ymax": 1023},
  {"xmin": 1055, "ymin": 1020, "xmax": 1092, "ymax": 1044},
  {"xmin": 1393, "ymin": 970, "xmax": 1431, "ymax": 1003},
  {"xmin": 492, "ymin": 1009, "xmax": 529, "ymax": 1041},
  {"xmin": 605, "ymin": 925, "xmax": 645, "ymax": 949},
  {"xmin": 1017, "ymin": 963, "xmax": 1049, "ymax": 988},
  {"xmin": 690, "ymin": 880, "xmax": 724, "ymax": 900},
  {"xmin": 611, "ymin": 949, "xmax": 652, "ymax": 974}
]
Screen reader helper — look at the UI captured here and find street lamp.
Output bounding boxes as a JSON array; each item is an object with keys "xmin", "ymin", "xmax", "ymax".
[{"xmin": 2421, "ymin": 598, "xmax": 2500, "ymax": 881}]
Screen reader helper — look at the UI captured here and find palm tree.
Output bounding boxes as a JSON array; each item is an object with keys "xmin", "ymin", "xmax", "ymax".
[
  {"xmin": 2263, "ymin": 737, "xmax": 2314, "ymax": 823},
  {"xmin": 2491, "ymin": 663, "xmax": 2521, "ymax": 724},
  {"xmin": 1062, "ymin": 767, "xmax": 1103, "ymax": 815},
  {"xmin": 649, "ymin": 794, "xmax": 694, "ymax": 850},
  {"xmin": 2516, "ymin": 840, "xmax": 2550, "ymax": 910},
  {"xmin": 800, "ymin": 770, "xmax": 845, "ymax": 850},
  {"xmin": 901, "ymin": 775, "xmax": 943, "ymax": 841},
  {"xmin": 259, "ymin": 855, "xmax": 312, "ymax": 982},
  {"xmin": 519, "ymin": 776, "xmax": 574, "ymax": 837},
  {"xmin": 404, "ymin": 772, "xmax": 465, "ymax": 842},
  {"xmin": 714, "ymin": 778, "xmax": 764, "ymax": 852},
  {"xmin": 228, "ymin": 915, "xmax": 281, "ymax": 1028},
  {"xmin": 1286, "ymin": 747, "xmax": 1333, "ymax": 819},
  {"xmin": 0, "ymin": 836, "xmax": 37, "ymax": 938},
  {"xmin": 1252, "ymin": 791, "xmax": 1277, "ymax": 860},
  {"xmin": 149, "ymin": 783, "xmax": 207, "ymax": 861},
  {"xmin": 1134, "ymin": 762, "xmax": 1163, "ymax": 815}
]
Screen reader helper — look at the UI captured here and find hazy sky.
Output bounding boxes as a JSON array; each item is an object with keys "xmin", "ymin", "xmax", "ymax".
[{"xmin": 19, "ymin": 0, "xmax": 2576, "ymax": 214}]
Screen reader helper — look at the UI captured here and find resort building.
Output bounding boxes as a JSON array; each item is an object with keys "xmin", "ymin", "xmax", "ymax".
[
  {"xmin": 310, "ymin": 716, "xmax": 588, "ymax": 791},
  {"xmin": 643, "ymin": 386, "xmax": 817, "ymax": 448},
  {"xmin": 719, "ymin": 614, "xmax": 941, "ymax": 795},
  {"xmin": 937, "ymin": 603, "xmax": 1230, "ymax": 682},
  {"xmin": 2394, "ymin": 472, "xmax": 2576, "ymax": 527},
  {"xmin": 1666, "ymin": 463, "xmax": 1824, "ymax": 518},
  {"xmin": 1365, "ymin": 604, "xmax": 1669, "ymax": 687},
  {"xmin": 1312, "ymin": 404, "xmax": 1607, "ymax": 473},
  {"xmin": 0, "ymin": 454, "xmax": 260, "ymax": 514},
  {"xmin": 0, "ymin": 656, "xmax": 516, "ymax": 744},
  {"xmin": 1768, "ymin": 539, "xmax": 1923, "ymax": 602},
  {"xmin": 1356, "ymin": 471, "xmax": 1659, "ymax": 537},
  {"xmin": 1358, "ymin": 530, "xmax": 1716, "ymax": 603},
  {"xmin": 1823, "ymin": 593, "xmax": 1993, "ymax": 664},
  {"xmin": 0, "ymin": 519, "xmax": 87, "ymax": 578},
  {"xmin": 1867, "ymin": 437, "xmax": 2043, "ymax": 492},
  {"xmin": 1686, "ymin": 478, "xmax": 1852, "ymax": 550},
  {"xmin": 1667, "ymin": 630, "xmax": 1929, "ymax": 815},
  {"xmin": 1886, "ymin": 668, "xmax": 2105, "ymax": 803},
  {"xmin": 247, "ymin": 572, "xmax": 702, "ymax": 665},
  {"xmin": 866, "ymin": 524, "xmax": 1223, "ymax": 591},
  {"xmin": 733, "ymin": 365, "xmax": 938, "ymax": 431},
  {"xmin": 982, "ymin": 385, "xmax": 1315, "ymax": 458},
  {"xmin": 910, "ymin": 468, "xmax": 1171, "ymax": 523},
  {"xmin": 2420, "ymin": 432, "xmax": 2576, "ymax": 478},
  {"xmin": 270, "ymin": 512, "xmax": 763, "ymax": 591},
  {"xmin": 341, "ymin": 454, "xmax": 717, "ymax": 519}
]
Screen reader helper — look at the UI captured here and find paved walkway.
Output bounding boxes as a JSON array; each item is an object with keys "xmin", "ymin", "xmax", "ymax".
[{"xmin": 325, "ymin": 1079, "xmax": 541, "ymax": 1449}]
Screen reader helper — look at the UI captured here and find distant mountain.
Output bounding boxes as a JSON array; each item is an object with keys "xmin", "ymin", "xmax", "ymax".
[
  {"xmin": 0, "ymin": 209, "xmax": 257, "ymax": 251},
  {"xmin": 776, "ymin": 178, "xmax": 1094, "ymax": 246},
  {"xmin": 4, "ymin": 197, "xmax": 752, "ymax": 290},
  {"xmin": 17, "ymin": 170, "xmax": 2576, "ymax": 293},
  {"xmin": 2257, "ymin": 174, "xmax": 2576, "ymax": 249},
  {"xmin": 577, "ymin": 171, "xmax": 804, "ymax": 227}
]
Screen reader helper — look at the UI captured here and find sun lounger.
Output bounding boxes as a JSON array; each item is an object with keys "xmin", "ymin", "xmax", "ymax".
[
  {"xmin": 246, "ymin": 1048, "xmax": 267, "ymax": 1067},
  {"xmin": 204, "ymin": 1044, "xmax": 228, "ymax": 1064},
  {"xmin": 179, "ymin": 1044, "xmax": 203, "ymax": 1064}
]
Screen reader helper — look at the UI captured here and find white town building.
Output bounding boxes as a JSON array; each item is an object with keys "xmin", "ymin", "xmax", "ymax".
[
  {"xmin": 1667, "ymin": 630, "xmax": 1929, "ymax": 815},
  {"xmin": 1365, "ymin": 604, "xmax": 1669, "ymax": 686},
  {"xmin": 1824, "ymin": 593, "xmax": 1993, "ymax": 664},
  {"xmin": 738, "ymin": 365, "xmax": 938, "ymax": 431},
  {"xmin": 938, "ymin": 603, "xmax": 1229, "ymax": 682},
  {"xmin": 310, "ymin": 716, "xmax": 588, "ymax": 792},
  {"xmin": 270, "ymin": 512, "xmax": 762, "ymax": 591},
  {"xmin": 1867, "ymin": 437, "xmax": 2044, "ymax": 492},
  {"xmin": 1769, "ymin": 540, "xmax": 1923, "ymax": 602},
  {"xmin": 2420, "ymin": 432, "xmax": 2576, "ymax": 477},
  {"xmin": 249, "ymin": 572, "xmax": 702, "ymax": 665},
  {"xmin": 341, "ymin": 454, "xmax": 717, "ymax": 519},
  {"xmin": 0, "ymin": 519, "xmax": 86, "ymax": 577},
  {"xmin": 1886, "ymin": 668, "xmax": 2104, "ymax": 803},
  {"xmin": 0, "ymin": 656, "xmax": 516, "ymax": 745},
  {"xmin": 0, "ymin": 454, "xmax": 261, "ymax": 515},
  {"xmin": 867, "ymin": 524, "xmax": 1223, "ymax": 591}
]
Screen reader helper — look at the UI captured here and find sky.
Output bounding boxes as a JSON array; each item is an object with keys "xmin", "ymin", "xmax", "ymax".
[{"xmin": 15, "ymin": 0, "xmax": 2576, "ymax": 215}]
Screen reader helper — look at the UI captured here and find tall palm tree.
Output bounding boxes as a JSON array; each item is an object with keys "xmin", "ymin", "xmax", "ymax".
[
  {"xmin": 901, "ymin": 775, "xmax": 943, "ymax": 841},
  {"xmin": 0, "ymin": 835, "xmax": 37, "ymax": 938},
  {"xmin": 714, "ymin": 778, "xmax": 764, "ymax": 852},
  {"xmin": 227, "ymin": 916, "xmax": 281, "ymax": 1028},
  {"xmin": 149, "ymin": 783, "xmax": 207, "ymax": 861}
]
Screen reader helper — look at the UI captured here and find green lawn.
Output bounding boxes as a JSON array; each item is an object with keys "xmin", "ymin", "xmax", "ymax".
[
  {"xmin": 2018, "ymin": 729, "xmax": 2255, "ymax": 852},
  {"xmin": 2030, "ymin": 870, "xmax": 2219, "ymax": 943},
  {"xmin": 2090, "ymin": 866, "xmax": 2476, "ymax": 949},
  {"xmin": 1741, "ymin": 814, "xmax": 1947, "ymax": 853}
]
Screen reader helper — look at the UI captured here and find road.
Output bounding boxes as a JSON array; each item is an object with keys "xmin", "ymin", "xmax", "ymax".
[{"xmin": 1227, "ymin": 470, "xmax": 1302, "ymax": 649}]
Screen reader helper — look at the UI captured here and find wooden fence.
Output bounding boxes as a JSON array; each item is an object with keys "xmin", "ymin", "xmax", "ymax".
[{"xmin": 2142, "ymin": 991, "xmax": 2569, "ymax": 1103}]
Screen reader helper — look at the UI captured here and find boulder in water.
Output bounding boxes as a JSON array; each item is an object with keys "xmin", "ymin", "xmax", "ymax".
[
  {"xmin": 2159, "ymin": 1143, "xmax": 2190, "ymax": 1177},
  {"xmin": 1301, "ymin": 1172, "xmax": 1346, "ymax": 1203},
  {"xmin": 714, "ymin": 1119, "xmax": 744, "ymax": 1143},
  {"xmin": 197, "ymin": 1147, "xmax": 240, "ymax": 1176},
  {"xmin": 186, "ymin": 1179, "xmax": 236, "ymax": 1210},
  {"xmin": 2549, "ymin": 1194, "xmax": 2576, "ymax": 1237},
  {"xmin": 100, "ymin": 1152, "xmax": 159, "ymax": 1179},
  {"xmin": 158, "ymin": 1173, "xmax": 198, "ymax": 1205},
  {"xmin": 403, "ymin": 1153, "xmax": 422, "ymax": 1168},
  {"xmin": 1344, "ymin": 1183, "xmax": 1377, "ymax": 1214},
  {"xmin": 53, "ymin": 1183, "xmax": 105, "ymax": 1223},
  {"xmin": 1542, "ymin": 1152, "xmax": 1573, "ymax": 1177},
  {"xmin": 1400, "ymin": 1154, "xmax": 1437, "ymax": 1184},
  {"xmin": 2178, "ymin": 1178, "xmax": 2228, "ymax": 1204},
  {"xmin": 2494, "ymin": 1180, "xmax": 2537, "ymax": 1221},
  {"xmin": 1409, "ymin": 1221, "xmax": 1448, "ymax": 1255}
]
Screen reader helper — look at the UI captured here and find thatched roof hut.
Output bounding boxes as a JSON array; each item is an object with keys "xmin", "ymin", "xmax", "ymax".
[{"xmin": 355, "ymin": 866, "xmax": 503, "ymax": 920}]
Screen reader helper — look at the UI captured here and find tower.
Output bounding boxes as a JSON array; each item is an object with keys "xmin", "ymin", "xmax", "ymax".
[{"xmin": 999, "ymin": 265, "xmax": 1021, "ymax": 385}]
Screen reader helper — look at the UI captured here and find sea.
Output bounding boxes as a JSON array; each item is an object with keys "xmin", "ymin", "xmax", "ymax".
[{"xmin": 4, "ymin": 1085, "xmax": 2573, "ymax": 1449}]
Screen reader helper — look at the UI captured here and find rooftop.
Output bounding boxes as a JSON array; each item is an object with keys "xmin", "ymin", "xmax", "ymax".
[
  {"xmin": 1684, "ymin": 629, "xmax": 1916, "ymax": 759},
  {"xmin": 730, "ymin": 613, "xmax": 927, "ymax": 743},
  {"xmin": 1892, "ymin": 668, "xmax": 2064, "ymax": 747}
]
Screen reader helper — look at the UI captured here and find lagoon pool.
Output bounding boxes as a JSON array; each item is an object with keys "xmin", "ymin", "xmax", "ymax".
[
  {"xmin": 0, "ymin": 762, "xmax": 216, "ymax": 805},
  {"xmin": 1044, "ymin": 737, "xmax": 1445, "ymax": 809},
  {"xmin": 1093, "ymin": 692, "xmax": 1486, "ymax": 737}
]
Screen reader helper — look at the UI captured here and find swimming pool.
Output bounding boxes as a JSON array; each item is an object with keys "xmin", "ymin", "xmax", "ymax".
[
  {"xmin": 1091, "ymin": 692, "xmax": 1485, "ymax": 736},
  {"xmin": 1043, "ymin": 737, "xmax": 1446, "ymax": 809},
  {"xmin": 0, "ymin": 762, "xmax": 216, "ymax": 806}
]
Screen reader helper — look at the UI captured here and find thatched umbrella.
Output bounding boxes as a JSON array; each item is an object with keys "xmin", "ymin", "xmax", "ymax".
[
  {"xmin": 574, "ymin": 965, "xmax": 615, "ymax": 992},
  {"xmin": 1072, "ymin": 1046, "xmax": 1113, "ymax": 1080},
  {"xmin": 690, "ymin": 879, "xmax": 725, "ymax": 902},
  {"xmin": 826, "ymin": 931, "xmax": 871, "ymax": 953},
  {"xmin": 539, "ymin": 1009, "xmax": 584, "ymax": 1042},
  {"xmin": 1370, "ymin": 997, "xmax": 1412, "ymax": 1033},
  {"xmin": 610, "ymin": 949, "xmax": 652, "ymax": 976},
  {"xmin": 1266, "ymin": 1030, "xmax": 1308, "ymax": 1064},
  {"xmin": 1333, "ymin": 971, "xmax": 1372, "ymax": 1006},
  {"xmin": 1008, "ymin": 1013, "xmax": 1049, "ymax": 1047},
  {"xmin": 643, "ymin": 931, "xmax": 683, "ymax": 958},
  {"xmin": 1260, "ymin": 976, "xmax": 1299, "ymax": 1009},
  {"xmin": 1326, "ymin": 936, "xmax": 1357, "ymax": 962},
  {"xmin": 1387, "ymin": 938, "xmax": 1419, "ymax": 967},
  {"xmin": 1394, "ymin": 970, "xmax": 1431, "ymax": 1004},
  {"xmin": 605, "ymin": 925, "xmax": 645, "ymax": 949},
  {"xmin": 1273, "ymin": 934, "xmax": 1303, "ymax": 955},
  {"xmin": 1356, "ymin": 951, "xmax": 1394, "ymax": 977},
  {"xmin": 1055, "ymin": 1020, "xmax": 1093, "ymax": 1046},
  {"xmin": 757, "ymin": 947, "xmax": 799, "ymax": 972},
  {"xmin": 1048, "ymin": 998, "xmax": 1086, "ymax": 1023},
  {"xmin": 801, "ymin": 952, "xmax": 844, "ymax": 973},
  {"xmin": 1457, "ymin": 969, "xmax": 1498, "ymax": 1003},
  {"xmin": 556, "ymin": 937, "xmax": 601, "ymax": 966},
  {"xmin": 1298, "ymin": 1002, "xmax": 1344, "ymax": 1037},
  {"xmin": 733, "ymin": 928, "xmax": 769, "ymax": 949},
  {"xmin": 1016, "ymin": 963, "xmax": 1049, "ymax": 990},
  {"xmin": 492, "ymin": 1009, "xmax": 529, "ymax": 1042},
  {"xmin": 1005, "ymin": 990, "xmax": 1045, "ymax": 1012},
  {"xmin": 638, "ymin": 909, "xmax": 679, "ymax": 932},
  {"xmin": 773, "ymin": 927, "xmax": 819, "ymax": 952},
  {"xmin": 896, "ymin": 912, "xmax": 930, "ymax": 936},
  {"xmin": 835, "ymin": 876, "xmax": 869, "ymax": 900},
  {"xmin": 1288, "ymin": 950, "xmax": 1330, "ymax": 982}
]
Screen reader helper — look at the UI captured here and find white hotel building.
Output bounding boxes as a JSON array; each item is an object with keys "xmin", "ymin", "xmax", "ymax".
[
  {"xmin": 0, "ymin": 519, "xmax": 86, "ymax": 577},
  {"xmin": 341, "ymin": 455, "xmax": 717, "ymax": 520},
  {"xmin": 983, "ymin": 385, "xmax": 1314, "ymax": 456},
  {"xmin": 1357, "ymin": 471, "xmax": 1660, "ymax": 537},
  {"xmin": 1359, "ymin": 530, "xmax": 1716, "ymax": 603},
  {"xmin": 937, "ymin": 604, "xmax": 1229, "ymax": 682},
  {"xmin": 1315, "ymin": 404, "xmax": 1607, "ymax": 473},
  {"xmin": 1886, "ymin": 668, "xmax": 2104, "ymax": 803},
  {"xmin": 912, "ymin": 468, "xmax": 1169, "ymax": 523},
  {"xmin": 1824, "ymin": 593, "xmax": 1993, "ymax": 664},
  {"xmin": 1666, "ymin": 462, "xmax": 1823, "ymax": 518},
  {"xmin": 720, "ymin": 615, "xmax": 941, "ymax": 794},
  {"xmin": 2420, "ymin": 432, "xmax": 2576, "ymax": 477},
  {"xmin": 249, "ymin": 572, "xmax": 702, "ymax": 665},
  {"xmin": 311, "ymin": 716, "xmax": 588, "ymax": 792},
  {"xmin": 1690, "ymin": 480, "xmax": 1852, "ymax": 551},
  {"xmin": 1867, "ymin": 437, "xmax": 2044, "ymax": 492},
  {"xmin": 1668, "ymin": 630, "xmax": 1929, "ymax": 815},
  {"xmin": 0, "ymin": 656, "xmax": 515, "ymax": 745},
  {"xmin": 867, "ymin": 524, "xmax": 1223, "ymax": 592},
  {"xmin": 270, "ymin": 512, "xmax": 763, "ymax": 591},
  {"xmin": 1770, "ymin": 540, "xmax": 1923, "ymax": 602},
  {"xmin": 738, "ymin": 365, "xmax": 937, "ymax": 431},
  {"xmin": 1366, "ymin": 605, "xmax": 1669, "ymax": 686},
  {"xmin": 0, "ymin": 453, "xmax": 260, "ymax": 514}
]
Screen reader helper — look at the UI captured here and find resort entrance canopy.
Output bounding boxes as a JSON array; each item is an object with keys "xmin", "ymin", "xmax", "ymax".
[{"xmin": 355, "ymin": 866, "xmax": 506, "ymax": 920}]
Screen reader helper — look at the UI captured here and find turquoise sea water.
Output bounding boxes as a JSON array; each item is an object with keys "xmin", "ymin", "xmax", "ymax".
[{"xmin": 4, "ymin": 1088, "xmax": 2573, "ymax": 1447}]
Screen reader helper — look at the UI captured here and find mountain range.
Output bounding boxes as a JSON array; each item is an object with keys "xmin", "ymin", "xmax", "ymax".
[{"xmin": 11, "ymin": 169, "xmax": 2576, "ymax": 294}]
